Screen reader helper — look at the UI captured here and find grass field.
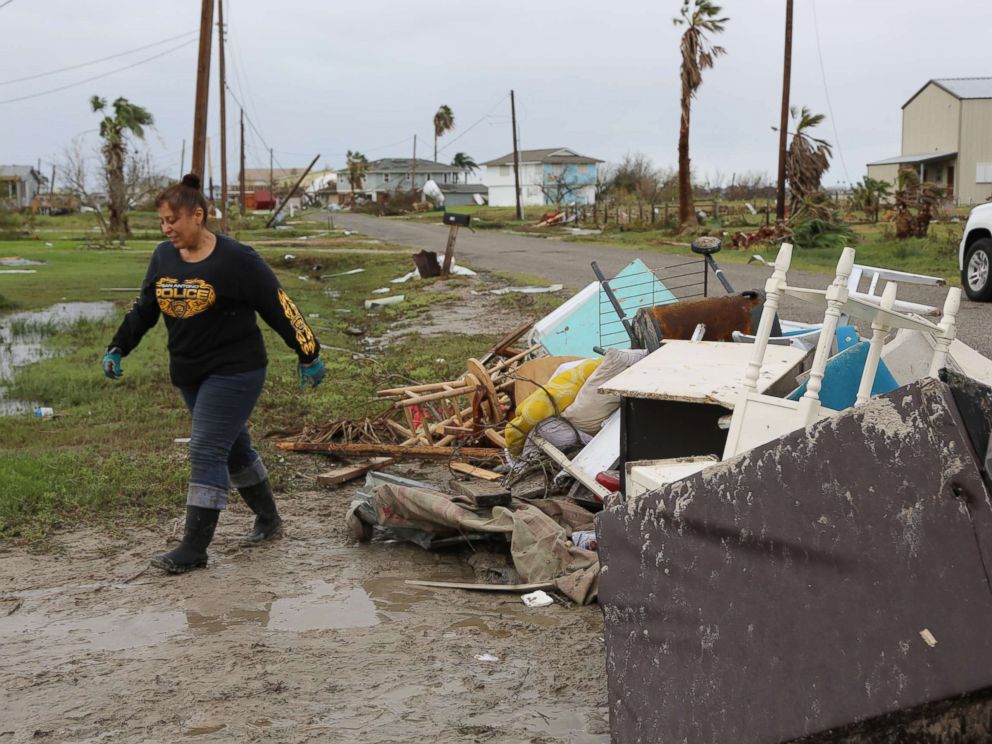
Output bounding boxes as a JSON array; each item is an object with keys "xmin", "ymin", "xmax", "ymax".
[{"xmin": 0, "ymin": 225, "xmax": 497, "ymax": 541}]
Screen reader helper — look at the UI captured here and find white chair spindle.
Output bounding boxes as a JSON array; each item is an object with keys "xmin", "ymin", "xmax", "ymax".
[
  {"xmin": 856, "ymin": 281, "xmax": 897, "ymax": 406},
  {"xmin": 928, "ymin": 287, "xmax": 961, "ymax": 377},
  {"xmin": 743, "ymin": 242, "xmax": 792, "ymax": 392},
  {"xmin": 800, "ymin": 246, "xmax": 856, "ymax": 424}
]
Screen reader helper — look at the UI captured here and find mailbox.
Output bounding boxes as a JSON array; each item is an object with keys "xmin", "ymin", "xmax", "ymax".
[{"xmin": 442, "ymin": 212, "xmax": 471, "ymax": 227}]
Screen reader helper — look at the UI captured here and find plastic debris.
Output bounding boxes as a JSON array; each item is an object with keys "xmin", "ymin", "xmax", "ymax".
[
  {"xmin": 571, "ymin": 530, "xmax": 598, "ymax": 551},
  {"xmin": 474, "ymin": 284, "xmax": 564, "ymax": 296},
  {"xmin": 34, "ymin": 407, "xmax": 53, "ymax": 417},
  {"xmin": 522, "ymin": 590, "xmax": 555, "ymax": 608},
  {"xmin": 321, "ymin": 268, "xmax": 364, "ymax": 279},
  {"xmin": 475, "ymin": 653, "xmax": 500, "ymax": 662},
  {"xmin": 365, "ymin": 295, "xmax": 405, "ymax": 309}
]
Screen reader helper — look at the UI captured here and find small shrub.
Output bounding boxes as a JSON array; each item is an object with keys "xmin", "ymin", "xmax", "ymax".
[{"xmin": 790, "ymin": 218, "xmax": 858, "ymax": 250}]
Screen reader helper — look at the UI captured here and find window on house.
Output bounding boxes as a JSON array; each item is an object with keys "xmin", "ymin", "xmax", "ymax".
[
  {"xmin": 383, "ymin": 173, "xmax": 390, "ymax": 183},
  {"xmin": 500, "ymin": 166, "xmax": 511, "ymax": 177},
  {"xmin": 443, "ymin": 173, "xmax": 449, "ymax": 183},
  {"xmin": 977, "ymin": 163, "xmax": 992, "ymax": 184}
]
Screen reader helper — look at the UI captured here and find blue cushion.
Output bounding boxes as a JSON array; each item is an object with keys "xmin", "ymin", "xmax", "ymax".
[
  {"xmin": 786, "ymin": 341, "xmax": 899, "ymax": 410},
  {"xmin": 836, "ymin": 325, "xmax": 860, "ymax": 351}
]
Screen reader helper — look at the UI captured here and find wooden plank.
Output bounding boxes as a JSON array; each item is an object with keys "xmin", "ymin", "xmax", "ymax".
[
  {"xmin": 405, "ymin": 579, "xmax": 553, "ymax": 592},
  {"xmin": 450, "ymin": 461, "xmax": 503, "ymax": 481},
  {"xmin": 317, "ymin": 458, "xmax": 396, "ymax": 487},
  {"xmin": 276, "ymin": 441, "xmax": 503, "ymax": 461},
  {"xmin": 599, "ymin": 340, "xmax": 807, "ymax": 407}
]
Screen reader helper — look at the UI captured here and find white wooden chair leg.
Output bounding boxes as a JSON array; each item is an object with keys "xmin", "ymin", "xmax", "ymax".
[
  {"xmin": 743, "ymin": 242, "xmax": 792, "ymax": 392},
  {"xmin": 800, "ymin": 246, "xmax": 856, "ymax": 424},
  {"xmin": 856, "ymin": 281, "xmax": 897, "ymax": 406},
  {"xmin": 928, "ymin": 287, "xmax": 961, "ymax": 377}
]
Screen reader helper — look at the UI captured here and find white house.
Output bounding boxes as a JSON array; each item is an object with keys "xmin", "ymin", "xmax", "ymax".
[
  {"xmin": 0, "ymin": 165, "xmax": 45, "ymax": 210},
  {"xmin": 481, "ymin": 148, "xmax": 603, "ymax": 208},
  {"xmin": 336, "ymin": 158, "xmax": 470, "ymax": 203}
]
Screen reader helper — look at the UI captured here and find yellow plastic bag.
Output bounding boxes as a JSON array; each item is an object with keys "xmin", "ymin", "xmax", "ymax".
[{"xmin": 504, "ymin": 358, "xmax": 603, "ymax": 455}]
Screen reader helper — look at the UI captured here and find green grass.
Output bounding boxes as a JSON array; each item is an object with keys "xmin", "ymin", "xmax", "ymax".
[{"xmin": 0, "ymin": 235, "xmax": 496, "ymax": 541}]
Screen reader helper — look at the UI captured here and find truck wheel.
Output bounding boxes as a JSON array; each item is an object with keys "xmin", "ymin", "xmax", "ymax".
[{"xmin": 963, "ymin": 239, "xmax": 992, "ymax": 302}]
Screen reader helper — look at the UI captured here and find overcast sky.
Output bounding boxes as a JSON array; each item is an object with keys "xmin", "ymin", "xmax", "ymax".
[{"xmin": 1, "ymin": 0, "xmax": 989, "ymax": 189}]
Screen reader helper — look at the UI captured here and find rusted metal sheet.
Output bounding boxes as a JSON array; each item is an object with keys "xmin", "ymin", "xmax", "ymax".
[{"xmin": 597, "ymin": 377, "xmax": 992, "ymax": 743}]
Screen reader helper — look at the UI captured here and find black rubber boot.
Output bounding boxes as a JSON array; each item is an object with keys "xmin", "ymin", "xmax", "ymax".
[
  {"xmin": 238, "ymin": 478, "xmax": 283, "ymax": 546},
  {"xmin": 150, "ymin": 505, "xmax": 219, "ymax": 574}
]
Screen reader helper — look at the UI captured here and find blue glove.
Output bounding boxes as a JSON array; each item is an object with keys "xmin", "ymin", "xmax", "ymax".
[
  {"xmin": 299, "ymin": 358, "xmax": 326, "ymax": 389},
  {"xmin": 102, "ymin": 348, "xmax": 123, "ymax": 380}
]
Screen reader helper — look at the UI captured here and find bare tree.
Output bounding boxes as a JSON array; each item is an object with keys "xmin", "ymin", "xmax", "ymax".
[{"xmin": 59, "ymin": 136, "xmax": 111, "ymax": 236}]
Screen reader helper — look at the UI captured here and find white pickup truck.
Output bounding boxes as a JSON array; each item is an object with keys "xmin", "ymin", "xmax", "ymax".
[{"xmin": 961, "ymin": 203, "xmax": 992, "ymax": 301}]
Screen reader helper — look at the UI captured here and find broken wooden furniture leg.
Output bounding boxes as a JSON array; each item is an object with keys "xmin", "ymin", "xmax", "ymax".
[
  {"xmin": 743, "ymin": 242, "xmax": 793, "ymax": 392},
  {"xmin": 928, "ymin": 287, "xmax": 961, "ymax": 377},
  {"xmin": 855, "ymin": 281, "xmax": 898, "ymax": 406},
  {"xmin": 798, "ymin": 246, "xmax": 856, "ymax": 425}
]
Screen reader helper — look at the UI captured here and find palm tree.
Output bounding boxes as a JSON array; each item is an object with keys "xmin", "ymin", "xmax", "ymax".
[
  {"xmin": 433, "ymin": 105, "xmax": 455, "ymax": 163},
  {"xmin": 850, "ymin": 176, "xmax": 891, "ymax": 222},
  {"xmin": 786, "ymin": 106, "xmax": 832, "ymax": 216},
  {"xmin": 345, "ymin": 150, "xmax": 369, "ymax": 207},
  {"xmin": 91, "ymin": 95, "xmax": 153, "ymax": 240},
  {"xmin": 673, "ymin": 0, "xmax": 727, "ymax": 230},
  {"xmin": 451, "ymin": 152, "xmax": 478, "ymax": 183}
]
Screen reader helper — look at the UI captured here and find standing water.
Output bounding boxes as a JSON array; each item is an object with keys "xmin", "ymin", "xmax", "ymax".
[{"xmin": 0, "ymin": 301, "xmax": 116, "ymax": 415}]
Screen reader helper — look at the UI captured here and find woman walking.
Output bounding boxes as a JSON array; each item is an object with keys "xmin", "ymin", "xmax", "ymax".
[{"xmin": 101, "ymin": 174, "xmax": 326, "ymax": 574}]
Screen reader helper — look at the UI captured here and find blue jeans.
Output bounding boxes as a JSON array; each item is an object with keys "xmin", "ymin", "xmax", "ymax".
[{"xmin": 178, "ymin": 367, "xmax": 267, "ymax": 510}]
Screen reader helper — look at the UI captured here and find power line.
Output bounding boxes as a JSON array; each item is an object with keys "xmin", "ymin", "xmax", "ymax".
[
  {"xmin": 0, "ymin": 29, "xmax": 198, "ymax": 86},
  {"xmin": 0, "ymin": 38, "xmax": 197, "ymax": 105},
  {"xmin": 437, "ymin": 93, "xmax": 510, "ymax": 157},
  {"xmin": 810, "ymin": 0, "xmax": 851, "ymax": 185},
  {"xmin": 0, "ymin": 0, "xmax": 16, "ymax": 9}
]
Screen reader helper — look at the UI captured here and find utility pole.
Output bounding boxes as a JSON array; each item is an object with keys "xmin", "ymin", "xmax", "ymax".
[
  {"xmin": 269, "ymin": 147, "xmax": 274, "ymax": 200},
  {"xmin": 239, "ymin": 107, "xmax": 246, "ymax": 217},
  {"xmin": 217, "ymin": 0, "xmax": 228, "ymax": 233},
  {"xmin": 266, "ymin": 154, "xmax": 319, "ymax": 228},
  {"xmin": 510, "ymin": 89, "xmax": 522, "ymax": 221},
  {"xmin": 207, "ymin": 135, "xmax": 214, "ymax": 203},
  {"xmin": 191, "ymin": 0, "xmax": 215, "ymax": 183},
  {"xmin": 49, "ymin": 164, "xmax": 56, "ymax": 213},
  {"xmin": 411, "ymin": 134, "xmax": 417, "ymax": 195},
  {"xmin": 775, "ymin": 0, "xmax": 794, "ymax": 222},
  {"xmin": 179, "ymin": 139, "xmax": 186, "ymax": 180}
]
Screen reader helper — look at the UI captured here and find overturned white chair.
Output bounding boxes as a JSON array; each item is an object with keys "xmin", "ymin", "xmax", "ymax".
[{"xmin": 722, "ymin": 243, "xmax": 960, "ymax": 459}]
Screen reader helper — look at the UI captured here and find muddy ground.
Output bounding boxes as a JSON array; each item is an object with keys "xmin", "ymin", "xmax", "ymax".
[
  {"xmin": 0, "ymin": 464, "xmax": 609, "ymax": 744},
  {"xmin": 1, "ymin": 284, "xmax": 609, "ymax": 744}
]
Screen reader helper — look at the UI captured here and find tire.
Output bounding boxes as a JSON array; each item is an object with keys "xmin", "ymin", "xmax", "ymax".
[{"xmin": 962, "ymin": 238, "xmax": 992, "ymax": 302}]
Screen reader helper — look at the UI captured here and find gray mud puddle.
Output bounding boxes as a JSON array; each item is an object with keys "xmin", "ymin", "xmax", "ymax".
[{"xmin": 0, "ymin": 300, "xmax": 115, "ymax": 415}]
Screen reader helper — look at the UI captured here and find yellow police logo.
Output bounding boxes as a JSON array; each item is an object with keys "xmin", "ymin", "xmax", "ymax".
[
  {"xmin": 278, "ymin": 288, "xmax": 316, "ymax": 355},
  {"xmin": 156, "ymin": 278, "xmax": 216, "ymax": 319}
]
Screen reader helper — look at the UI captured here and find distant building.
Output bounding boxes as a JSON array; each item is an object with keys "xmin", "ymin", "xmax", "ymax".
[
  {"xmin": 439, "ymin": 183, "xmax": 488, "ymax": 208},
  {"xmin": 481, "ymin": 148, "xmax": 603, "ymax": 208},
  {"xmin": 867, "ymin": 78, "xmax": 992, "ymax": 206},
  {"xmin": 0, "ymin": 165, "xmax": 45, "ymax": 210},
  {"xmin": 336, "ymin": 158, "xmax": 470, "ymax": 203}
]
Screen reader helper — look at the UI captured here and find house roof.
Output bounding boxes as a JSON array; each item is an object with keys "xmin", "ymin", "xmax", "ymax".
[
  {"xmin": 481, "ymin": 148, "xmax": 603, "ymax": 167},
  {"xmin": 439, "ymin": 183, "xmax": 487, "ymax": 194},
  {"xmin": 369, "ymin": 158, "xmax": 463, "ymax": 173},
  {"xmin": 867, "ymin": 151, "xmax": 957, "ymax": 166},
  {"xmin": 904, "ymin": 78, "xmax": 992, "ymax": 108},
  {"xmin": 0, "ymin": 165, "xmax": 43, "ymax": 181}
]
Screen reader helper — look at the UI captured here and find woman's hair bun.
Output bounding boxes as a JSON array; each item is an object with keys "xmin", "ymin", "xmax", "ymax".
[{"xmin": 180, "ymin": 173, "xmax": 202, "ymax": 190}]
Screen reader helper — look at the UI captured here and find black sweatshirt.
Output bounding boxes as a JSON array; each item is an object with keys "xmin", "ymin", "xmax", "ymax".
[{"xmin": 109, "ymin": 235, "xmax": 320, "ymax": 386}]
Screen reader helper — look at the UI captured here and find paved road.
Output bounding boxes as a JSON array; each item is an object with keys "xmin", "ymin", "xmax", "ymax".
[{"xmin": 332, "ymin": 212, "xmax": 991, "ymax": 357}]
